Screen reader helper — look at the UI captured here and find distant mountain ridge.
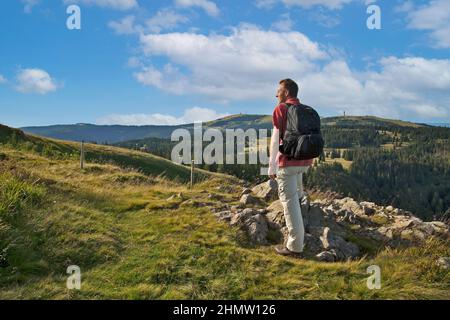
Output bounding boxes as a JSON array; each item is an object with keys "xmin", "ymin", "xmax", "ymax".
[
  {"xmin": 21, "ymin": 114, "xmax": 429, "ymax": 144},
  {"xmin": 428, "ymin": 123, "xmax": 450, "ymax": 128}
]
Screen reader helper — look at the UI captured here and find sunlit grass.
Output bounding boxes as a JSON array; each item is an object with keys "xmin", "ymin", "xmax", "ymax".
[{"xmin": 0, "ymin": 143, "xmax": 449, "ymax": 300}]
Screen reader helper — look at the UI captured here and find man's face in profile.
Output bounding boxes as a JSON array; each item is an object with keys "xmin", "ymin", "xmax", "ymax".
[{"xmin": 276, "ymin": 85, "xmax": 288, "ymax": 104}]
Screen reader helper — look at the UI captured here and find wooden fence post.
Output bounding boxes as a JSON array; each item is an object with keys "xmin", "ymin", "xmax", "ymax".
[
  {"xmin": 80, "ymin": 140, "xmax": 85, "ymax": 170},
  {"xmin": 190, "ymin": 159, "xmax": 194, "ymax": 188}
]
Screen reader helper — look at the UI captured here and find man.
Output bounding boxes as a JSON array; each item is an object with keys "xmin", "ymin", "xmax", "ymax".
[{"xmin": 268, "ymin": 79, "xmax": 313, "ymax": 257}]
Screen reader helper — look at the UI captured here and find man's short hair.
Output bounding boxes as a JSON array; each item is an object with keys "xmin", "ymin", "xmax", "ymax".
[{"xmin": 279, "ymin": 79, "xmax": 299, "ymax": 97}]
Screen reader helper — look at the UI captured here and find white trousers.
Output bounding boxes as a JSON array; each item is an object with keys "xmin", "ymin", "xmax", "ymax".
[{"xmin": 276, "ymin": 166, "xmax": 309, "ymax": 253}]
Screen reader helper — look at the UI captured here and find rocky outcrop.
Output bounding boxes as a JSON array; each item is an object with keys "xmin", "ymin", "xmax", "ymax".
[
  {"xmin": 212, "ymin": 181, "xmax": 450, "ymax": 262},
  {"xmin": 251, "ymin": 179, "xmax": 279, "ymax": 202},
  {"xmin": 240, "ymin": 193, "xmax": 260, "ymax": 206}
]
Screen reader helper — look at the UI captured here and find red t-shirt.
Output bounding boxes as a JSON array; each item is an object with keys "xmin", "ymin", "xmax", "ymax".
[{"xmin": 272, "ymin": 97, "xmax": 314, "ymax": 168}]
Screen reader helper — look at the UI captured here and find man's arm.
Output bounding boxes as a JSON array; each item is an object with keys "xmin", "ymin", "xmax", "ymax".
[{"xmin": 268, "ymin": 126, "xmax": 279, "ymax": 179}]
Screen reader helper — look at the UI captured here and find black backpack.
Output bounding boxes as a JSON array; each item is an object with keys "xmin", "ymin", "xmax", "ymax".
[{"xmin": 279, "ymin": 103, "xmax": 324, "ymax": 160}]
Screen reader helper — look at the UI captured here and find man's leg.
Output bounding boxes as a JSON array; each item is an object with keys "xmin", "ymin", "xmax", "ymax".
[
  {"xmin": 297, "ymin": 171, "xmax": 304, "ymax": 200},
  {"xmin": 296, "ymin": 166, "xmax": 308, "ymax": 200},
  {"xmin": 277, "ymin": 167, "xmax": 305, "ymax": 253}
]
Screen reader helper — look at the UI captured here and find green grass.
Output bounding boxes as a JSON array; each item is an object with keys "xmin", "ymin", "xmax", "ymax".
[
  {"xmin": 0, "ymin": 126, "xmax": 449, "ymax": 300},
  {"xmin": 0, "ymin": 124, "xmax": 230, "ymax": 184}
]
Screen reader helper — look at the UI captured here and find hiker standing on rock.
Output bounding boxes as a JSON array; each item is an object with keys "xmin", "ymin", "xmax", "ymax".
[{"xmin": 269, "ymin": 79, "xmax": 324, "ymax": 257}]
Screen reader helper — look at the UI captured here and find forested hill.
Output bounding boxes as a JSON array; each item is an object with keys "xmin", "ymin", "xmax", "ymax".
[
  {"xmin": 22, "ymin": 115, "xmax": 429, "ymax": 144},
  {"xmin": 115, "ymin": 118, "xmax": 450, "ymax": 223}
]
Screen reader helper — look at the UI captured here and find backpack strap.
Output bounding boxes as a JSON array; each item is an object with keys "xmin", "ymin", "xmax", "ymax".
[
  {"xmin": 280, "ymin": 103, "xmax": 296, "ymax": 141},
  {"xmin": 280, "ymin": 103, "xmax": 291, "ymax": 141}
]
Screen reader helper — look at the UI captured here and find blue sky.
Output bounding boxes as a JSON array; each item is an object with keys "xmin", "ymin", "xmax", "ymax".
[{"xmin": 0, "ymin": 0, "xmax": 449, "ymax": 127}]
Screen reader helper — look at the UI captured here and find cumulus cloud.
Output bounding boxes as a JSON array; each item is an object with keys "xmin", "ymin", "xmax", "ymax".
[
  {"xmin": 109, "ymin": 9, "xmax": 190, "ymax": 35},
  {"xmin": 97, "ymin": 107, "xmax": 229, "ymax": 125},
  {"xmin": 271, "ymin": 13, "xmax": 295, "ymax": 32},
  {"xmin": 130, "ymin": 23, "xmax": 450, "ymax": 121},
  {"xmin": 402, "ymin": 0, "xmax": 450, "ymax": 48},
  {"xmin": 308, "ymin": 9, "xmax": 341, "ymax": 28},
  {"xmin": 175, "ymin": 0, "xmax": 220, "ymax": 17},
  {"xmin": 255, "ymin": 0, "xmax": 354, "ymax": 10},
  {"xmin": 108, "ymin": 15, "xmax": 139, "ymax": 35},
  {"xmin": 300, "ymin": 57, "xmax": 450, "ymax": 120},
  {"xmin": 145, "ymin": 8, "xmax": 190, "ymax": 33},
  {"xmin": 135, "ymin": 24, "xmax": 327, "ymax": 101},
  {"xmin": 63, "ymin": 0, "xmax": 138, "ymax": 10},
  {"xmin": 15, "ymin": 68, "xmax": 59, "ymax": 94},
  {"xmin": 254, "ymin": 0, "xmax": 277, "ymax": 10},
  {"xmin": 0, "ymin": 75, "xmax": 7, "ymax": 84}
]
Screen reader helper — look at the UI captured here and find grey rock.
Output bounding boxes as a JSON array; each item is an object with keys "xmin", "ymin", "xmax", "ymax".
[
  {"xmin": 231, "ymin": 204, "xmax": 244, "ymax": 212},
  {"xmin": 436, "ymin": 257, "xmax": 450, "ymax": 270},
  {"xmin": 306, "ymin": 203, "xmax": 325, "ymax": 228},
  {"xmin": 214, "ymin": 211, "xmax": 233, "ymax": 222},
  {"xmin": 266, "ymin": 200, "xmax": 285, "ymax": 226},
  {"xmin": 316, "ymin": 250, "xmax": 337, "ymax": 262},
  {"xmin": 334, "ymin": 197, "xmax": 365, "ymax": 216},
  {"xmin": 230, "ymin": 210, "xmax": 253, "ymax": 227},
  {"xmin": 304, "ymin": 232, "xmax": 324, "ymax": 254},
  {"xmin": 318, "ymin": 227, "xmax": 360, "ymax": 260},
  {"xmin": 245, "ymin": 214, "xmax": 269, "ymax": 245},
  {"xmin": 252, "ymin": 179, "xmax": 279, "ymax": 202},
  {"xmin": 240, "ymin": 194, "xmax": 260, "ymax": 206},
  {"xmin": 242, "ymin": 208, "xmax": 259, "ymax": 216}
]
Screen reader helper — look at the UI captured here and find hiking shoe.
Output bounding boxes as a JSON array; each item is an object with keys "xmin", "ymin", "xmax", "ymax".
[{"xmin": 274, "ymin": 245, "xmax": 302, "ymax": 258}]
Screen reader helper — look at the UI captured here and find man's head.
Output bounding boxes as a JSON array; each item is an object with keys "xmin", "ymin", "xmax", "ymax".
[{"xmin": 277, "ymin": 79, "xmax": 299, "ymax": 104}]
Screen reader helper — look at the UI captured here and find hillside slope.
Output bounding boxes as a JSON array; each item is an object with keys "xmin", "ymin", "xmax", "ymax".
[
  {"xmin": 0, "ymin": 124, "xmax": 228, "ymax": 183},
  {"xmin": 1, "ymin": 124, "xmax": 449, "ymax": 299}
]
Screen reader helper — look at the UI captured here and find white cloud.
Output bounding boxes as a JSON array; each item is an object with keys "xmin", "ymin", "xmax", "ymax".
[
  {"xmin": 308, "ymin": 9, "xmax": 341, "ymax": 28},
  {"xmin": 256, "ymin": 0, "xmax": 354, "ymax": 10},
  {"xmin": 403, "ymin": 0, "xmax": 450, "ymax": 48},
  {"xmin": 136, "ymin": 24, "xmax": 327, "ymax": 101},
  {"xmin": 282, "ymin": 0, "xmax": 354, "ymax": 9},
  {"xmin": 15, "ymin": 68, "xmax": 59, "ymax": 94},
  {"xmin": 0, "ymin": 75, "xmax": 7, "ymax": 84},
  {"xmin": 127, "ymin": 56, "xmax": 143, "ymax": 68},
  {"xmin": 131, "ymin": 23, "xmax": 450, "ymax": 121},
  {"xmin": 145, "ymin": 8, "xmax": 190, "ymax": 33},
  {"xmin": 254, "ymin": 0, "xmax": 277, "ymax": 9},
  {"xmin": 175, "ymin": 0, "xmax": 220, "ymax": 17},
  {"xmin": 109, "ymin": 9, "xmax": 189, "ymax": 35},
  {"xmin": 97, "ymin": 107, "xmax": 229, "ymax": 125},
  {"xmin": 63, "ymin": 0, "xmax": 138, "ymax": 10},
  {"xmin": 394, "ymin": 0, "xmax": 414, "ymax": 13},
  {"xmin": 108, "ymin": 15, "xmax": 138, "ymax": 35},
  {"xmin": 271, "ymin": 13, "xmax": 295, "ymax": 32},
  {"xmin": 22, "ymin": 0, "xmax": 40, "ymax": 13},
  {"xmin": 300, "ymin": 57, "xmax": 450, "ymax": 120}
]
